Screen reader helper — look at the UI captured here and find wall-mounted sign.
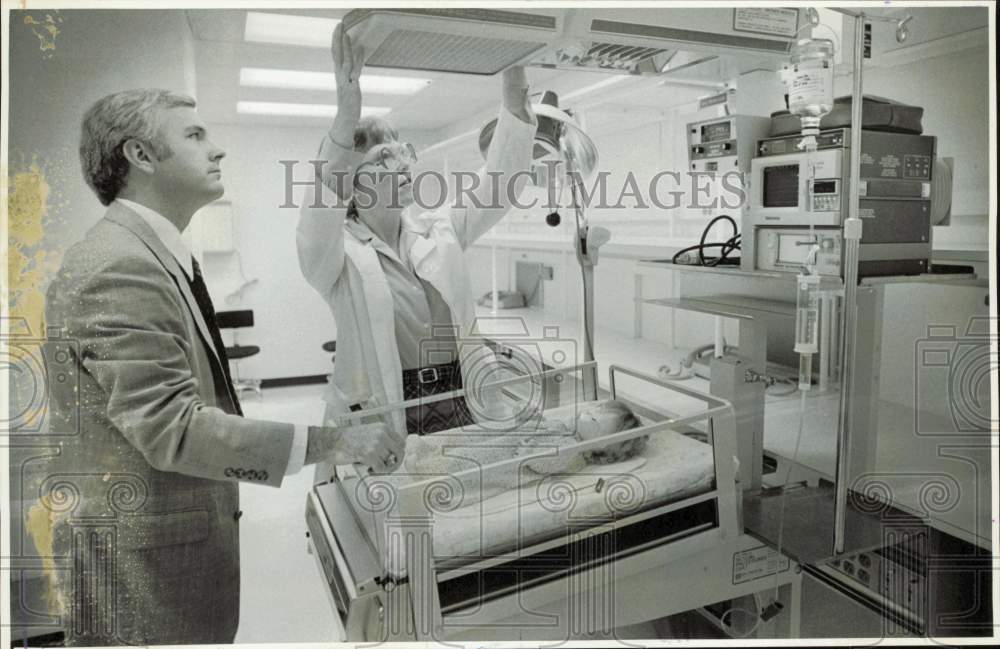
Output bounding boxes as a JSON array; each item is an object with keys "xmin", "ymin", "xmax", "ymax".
[
  {"xmin": 699, "ymin": 92, "xmax": 729, "ymax": 110},
  {"xmin": 733, "ymin": 8, "xmax": 800, "ymax": 38}
]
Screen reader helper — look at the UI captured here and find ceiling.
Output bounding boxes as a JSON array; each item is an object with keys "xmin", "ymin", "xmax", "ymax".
[
  {"xmin": 187, "ymin": 8, "xmax": 715, "ymax": 139},
  {"xmin": 186, "ymin": 6, "xmax": 990, "ymax": 151}
]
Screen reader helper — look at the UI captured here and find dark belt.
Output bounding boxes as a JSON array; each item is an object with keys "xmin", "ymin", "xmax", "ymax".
[
  {"xmin": 401, "ymin": 360, "xmax": 473, "ymax": 435},
  {"xmin": 348, "ymin": 362, "xmax": 470, "ymax": 434},
  {"xmin": 402, "ymin": 360, "xmax": 461, "ymax": 388},
  {"xmin": 347, "ymin": 361, "xmax": 463, "ymax": 412}
]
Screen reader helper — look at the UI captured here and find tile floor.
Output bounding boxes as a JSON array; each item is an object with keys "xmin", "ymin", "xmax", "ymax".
[{"xmin": 235, "ymin": 384, "xmax": 343, "ymax": 643}]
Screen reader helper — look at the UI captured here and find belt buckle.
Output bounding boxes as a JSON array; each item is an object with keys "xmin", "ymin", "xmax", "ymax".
[{"xmin": 418, "ymin": 367, "xmax": 439, "ymax": 384}]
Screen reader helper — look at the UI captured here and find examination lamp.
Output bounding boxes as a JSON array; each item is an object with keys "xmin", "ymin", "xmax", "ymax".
[
  {"xmin": 478, "ymin": 91, "xmax": 599, "ymax": 185},
  {"xmin": 479, "ymin": 91, "xmax": 599, "ymax": 228},
  {"xmin": 479, "ymin": 90, "xmax": 606, "ymax": 399}
]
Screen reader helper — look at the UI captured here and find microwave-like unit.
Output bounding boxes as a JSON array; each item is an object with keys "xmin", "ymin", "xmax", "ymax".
[{"xmin": 748, "ymin": 148, "xmax": 846, "ymax": 226}]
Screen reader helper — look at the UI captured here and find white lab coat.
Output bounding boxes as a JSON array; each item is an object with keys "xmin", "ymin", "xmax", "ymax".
[{"xmin": 297, "ymin": 107, "xmax": 536, "ymax": 435}]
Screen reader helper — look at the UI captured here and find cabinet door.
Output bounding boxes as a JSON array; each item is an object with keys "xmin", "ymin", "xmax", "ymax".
[{"xmin": 847, "ymin": 281, "xmax": 991, "ymax": 550}]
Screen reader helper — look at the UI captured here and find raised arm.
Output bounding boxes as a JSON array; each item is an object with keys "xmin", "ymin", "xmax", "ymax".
[
  {"xmin": 453, "ymin": 66, "xmax": 538, "ymax": 248},
  {"xmin": 317, "ymin": 23, "xmax": 366, "ymax": 200},
  {"xmin": 298, "ymin": 25, "xmax": 365, "ymax": 294},
  {"xmin": 297, "ymin": 182, "xmax": 348, "ymax": 299}
]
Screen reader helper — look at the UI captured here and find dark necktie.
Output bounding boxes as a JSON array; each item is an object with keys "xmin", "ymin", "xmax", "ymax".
[{"xmin": 188, "ymin": 258, "xmax": 243, "ymax": 416}]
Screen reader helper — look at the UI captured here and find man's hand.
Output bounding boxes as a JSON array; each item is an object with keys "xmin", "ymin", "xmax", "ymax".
[
  {"xmin": 329, "ymin": 23, "xmax": 364, "ymax": 148},
  {"xmin": 305, "ymin": 422, "xmax": 404, "ymax": 474},
  {"xmin": 501, "ymin": 66, "xmax": 536, "ymax": 125}
]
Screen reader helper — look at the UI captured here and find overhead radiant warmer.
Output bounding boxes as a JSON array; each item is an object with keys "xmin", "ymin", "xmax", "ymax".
[{"xmin": 341, "ymin": 7, "xmax": 797, "ymax": 77}]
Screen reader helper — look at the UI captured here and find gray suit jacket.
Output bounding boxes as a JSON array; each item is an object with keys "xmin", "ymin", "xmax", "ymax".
[{"xmin": 38, "ymin": 202, "xmax": 294, "ymax": 645}]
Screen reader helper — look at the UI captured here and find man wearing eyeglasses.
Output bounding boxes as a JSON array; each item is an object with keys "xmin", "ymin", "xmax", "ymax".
[{"xmin": 297, "ymin": 25, "xmax": 537, "ymax": 438}]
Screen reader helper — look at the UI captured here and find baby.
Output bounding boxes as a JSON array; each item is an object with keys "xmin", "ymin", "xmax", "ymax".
[
  {"xmin": 573, "ymin": 399, "xmax": 648, "ymax": 464},
  {"xmin": 520, "ymin": 399, "xmax": 648, "ymax": 472}
]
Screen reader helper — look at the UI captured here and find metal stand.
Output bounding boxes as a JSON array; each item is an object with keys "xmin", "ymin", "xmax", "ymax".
[
  {"xmin": 833, "ymin": 10, "xmax": 867, "ymax": 556},
  {"xmin": 568, "ymin": 160, "xmax": 609, "ymax": 403}
]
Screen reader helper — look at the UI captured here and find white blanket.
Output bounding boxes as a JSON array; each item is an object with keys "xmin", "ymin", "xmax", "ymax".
[{"xmin": 346, "ymin": 402, "xmax": 720, "ymax": 577}]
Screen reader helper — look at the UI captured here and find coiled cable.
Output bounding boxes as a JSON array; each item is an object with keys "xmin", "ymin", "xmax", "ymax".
[{"xmin": 671, "ymin": 214, "xmax": 741, "ymax": 267}]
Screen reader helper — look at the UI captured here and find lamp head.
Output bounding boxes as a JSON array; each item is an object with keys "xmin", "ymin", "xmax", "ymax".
[{"xmin": 478, "ymin": 90, "xmax": 598, "ymax": 186}]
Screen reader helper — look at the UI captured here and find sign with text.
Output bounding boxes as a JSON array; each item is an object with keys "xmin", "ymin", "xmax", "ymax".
[{"xmin": 733, "ymin": 8, "xmax": 800, "ymax": 38}]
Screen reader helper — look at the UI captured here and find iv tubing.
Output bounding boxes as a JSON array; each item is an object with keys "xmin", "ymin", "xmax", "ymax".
[{"xmin": 773, "ymin": 389, "xmax": 809, "ymax": 603}]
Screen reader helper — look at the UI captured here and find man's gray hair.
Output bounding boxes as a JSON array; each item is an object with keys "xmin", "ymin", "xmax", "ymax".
[{"xmin": 80, "ymin": 89, "xmax": 196, "ymax": 206}]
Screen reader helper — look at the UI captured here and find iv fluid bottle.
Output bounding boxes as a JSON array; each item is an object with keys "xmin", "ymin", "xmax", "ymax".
[
  {"xmin": 783, "ymin": 38, "xmax": 835, "ymax": 138},
  {"xmin": 795, "ymin": 273, "xmax": 821, "ymax": 354}
]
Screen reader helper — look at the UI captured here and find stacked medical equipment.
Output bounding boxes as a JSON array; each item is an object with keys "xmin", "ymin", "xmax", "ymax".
[
  {"xmin": 744, "ymin": 125, "xmax": 936, "ymax": 278},
  {"xmin": 685, "ymin": 115, "xmax": 771, "ymax": 259},
  {"xmin": 687, "ymin": 115, "xmax": 772, "ymax": 178}
]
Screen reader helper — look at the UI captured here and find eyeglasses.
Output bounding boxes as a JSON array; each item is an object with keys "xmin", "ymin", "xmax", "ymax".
[{"xmin": 364, "ymin": 141, "xmax": 417, "ymax": 172}]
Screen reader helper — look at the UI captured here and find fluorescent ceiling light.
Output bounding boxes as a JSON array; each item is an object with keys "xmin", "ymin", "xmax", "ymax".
[
  {"xmin": 236, "ymin": 101, "xmax": 391, "ymax": 118},
  {"xmin": 244, "ymin": 12, "xmax": 339, "ymax": 48},
  {"xmin": 239, "ymin": 68, "xmax": 431, "ymax": 95}
]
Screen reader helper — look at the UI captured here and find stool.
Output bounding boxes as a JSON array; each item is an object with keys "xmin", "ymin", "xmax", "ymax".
[{"xmin": 216, "ymin": 310, "xmax": 262, "ymax": 397}]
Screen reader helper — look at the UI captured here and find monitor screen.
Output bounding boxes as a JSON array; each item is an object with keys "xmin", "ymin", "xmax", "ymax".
[{"xmin": 762, "ymin": 165, "xmax": 799, "ymax": 208}]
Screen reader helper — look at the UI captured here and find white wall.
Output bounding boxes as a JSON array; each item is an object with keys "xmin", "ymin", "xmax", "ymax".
[{"xmin": 198, "ymin": 123, "xmax": 339, "ymax": 381}]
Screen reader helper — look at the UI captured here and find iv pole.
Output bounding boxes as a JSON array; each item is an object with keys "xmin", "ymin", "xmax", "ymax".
[{"xmin": 832, "ymin": 8, "xmax": 867, "ymax": 556}]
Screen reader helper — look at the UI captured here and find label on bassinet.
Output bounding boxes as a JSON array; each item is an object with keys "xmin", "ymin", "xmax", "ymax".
[{"xmin": 732, "ymin": 545, "xmax": 790, "ymax": 584}]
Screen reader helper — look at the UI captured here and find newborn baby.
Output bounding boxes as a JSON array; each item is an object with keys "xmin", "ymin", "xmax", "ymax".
[
  {"xmin": 518, "ymin": 400, "xmax": 649, "ymax": 473},
  {"xmin": 574, "ymin": 399, "xmax": 648, "ymax": 464}
]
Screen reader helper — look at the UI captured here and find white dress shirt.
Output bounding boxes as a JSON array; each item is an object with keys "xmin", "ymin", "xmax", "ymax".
[{"xmin": 116, "ymin": 198, "xmax": 306, "ymax": 475}]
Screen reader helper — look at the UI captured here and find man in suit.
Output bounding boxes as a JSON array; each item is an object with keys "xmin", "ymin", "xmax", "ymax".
[{"xmin": 38, "ymin": 88, "xmax": 404, "ymax": 646}]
